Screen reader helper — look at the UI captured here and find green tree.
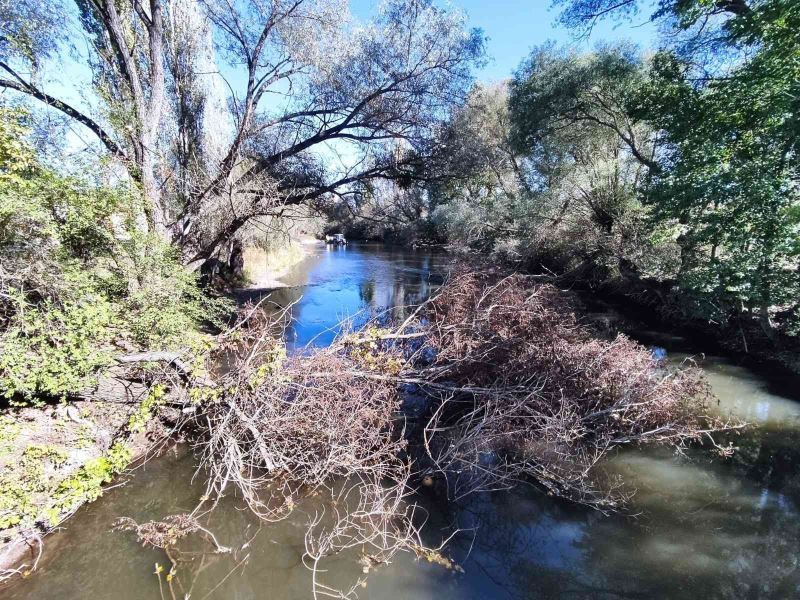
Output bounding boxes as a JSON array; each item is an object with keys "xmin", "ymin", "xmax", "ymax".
[
  {"xmin": 506, "ymin": 45, "xmax": 670, "ymax": 277},
  {"xmin": 553, "ymin": 0, "xmax": 800, "ymax": 338}
]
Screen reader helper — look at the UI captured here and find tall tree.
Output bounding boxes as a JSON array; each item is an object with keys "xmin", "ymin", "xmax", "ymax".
[
  {"xmin": 0, "ymin": 0, "xmax": 484, "ymax": 266},
  {"xmin": 509, "ymin": 44, "xmax": 657, "ymax": 174},
  {"xmin": 553, "ymin": 0, "xmax": 800, "ymax": 336},
  {"xmin": 506, "ymin": 46, "xmax": 659, "ymax": 274}
]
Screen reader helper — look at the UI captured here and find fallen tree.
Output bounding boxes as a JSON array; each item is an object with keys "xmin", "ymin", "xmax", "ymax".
[{"xmin": 114, "ymin": 267, "xmax": 741, "ymax": 597}]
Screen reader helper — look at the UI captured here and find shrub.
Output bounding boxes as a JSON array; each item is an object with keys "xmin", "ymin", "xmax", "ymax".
[
  {"xmin": 0, "ymin": 294, "xmax": 117, "ymax": 403},
  {"xmin": 0, "ymin": 107, "xmax": 229, "ymax": 403}
]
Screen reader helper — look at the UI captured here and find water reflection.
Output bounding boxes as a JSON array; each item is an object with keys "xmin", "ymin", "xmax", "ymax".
[
  {"xmin": 236, "ymin": 243, "xmax": 447, "ymax": 348},
  {"xmin": 6, "ymin": 246, "xmax": 800, "ymax": 599}
]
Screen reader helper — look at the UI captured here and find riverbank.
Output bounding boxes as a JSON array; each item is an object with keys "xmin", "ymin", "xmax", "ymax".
[
  {"xmin": 583, "ymin": 274, "xmax": 800, "ymax": 376},
  {"xmin": 0, "ymin": 398, "xmax": 174, "ymax": 578},
  {"xmin": 0, "ymin": 235, "xmax": 319, "ymax": 582},
  {"xmin": 242, "ymin": 236, "xmax": 321, "ymax": 289}
]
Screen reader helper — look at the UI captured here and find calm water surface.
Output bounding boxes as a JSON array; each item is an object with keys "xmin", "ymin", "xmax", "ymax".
[
  {"xmin": 7, "ymin": 244, "xmax": 800, "ymax": 599},
  {"xmin": 237, "ymin": 243, "xmax": 445, "ymax": 348}
]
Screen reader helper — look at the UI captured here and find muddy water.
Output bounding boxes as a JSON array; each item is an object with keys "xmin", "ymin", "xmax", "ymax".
[{"xmin": 7, "ymin": 244, "xmax": 800, "ymax": 599}]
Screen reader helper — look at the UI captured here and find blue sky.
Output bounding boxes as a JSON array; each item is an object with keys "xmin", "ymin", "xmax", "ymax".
[{"xmin": 352, "ymin": 0, "xmax": 659, "ymax": 82}]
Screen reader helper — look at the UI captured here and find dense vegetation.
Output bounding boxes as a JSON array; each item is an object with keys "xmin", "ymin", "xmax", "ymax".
[
  {"xmin": 334, "ymin": 0, "xmax": 800, "ymax": 353},
  {"xmin": 0, "ymin": 108, "xmax": 224, "ymax": 404}
]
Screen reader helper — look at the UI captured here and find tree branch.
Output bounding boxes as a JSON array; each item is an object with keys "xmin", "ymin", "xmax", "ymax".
[{"xmin": 0, "ymin": 66, "xmax": 128, "ymax": 161}]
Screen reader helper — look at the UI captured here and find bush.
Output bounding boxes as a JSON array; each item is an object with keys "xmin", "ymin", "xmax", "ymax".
[
  {"xmin": 0, "ymin": 294, "xmax": 117, "ymax": 403},
  {"xmin": 0, "ymin": 108, "xmax": 228, "ymax": 403}
]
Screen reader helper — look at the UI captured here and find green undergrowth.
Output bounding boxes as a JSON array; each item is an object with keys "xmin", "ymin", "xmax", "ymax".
[
  {"xmin": 0, "ymin": 441, "xmax": 132, "ymax": 531},
  {"xmin": 0, "ymin": 107, "xmax": 229, "ymax": 406}
]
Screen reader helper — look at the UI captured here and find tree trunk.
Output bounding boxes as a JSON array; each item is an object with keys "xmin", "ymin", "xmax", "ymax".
[
  {"xmin": 759, "ymin": 303, "xmax": 781, "ymax": 347},
  {"xmin": 229, "ymin": 240, "xmax": 245, "ymax": 280}
]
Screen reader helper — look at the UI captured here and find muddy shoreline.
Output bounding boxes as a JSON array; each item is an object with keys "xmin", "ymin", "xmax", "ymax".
[{"xmin": 0, "ymin": 403, "xmax": 175, "ymax": 579}]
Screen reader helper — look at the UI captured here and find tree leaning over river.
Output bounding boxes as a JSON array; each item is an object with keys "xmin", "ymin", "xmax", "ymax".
[{"xmin": 0, "ymin": 0, "xmax": 484, "ymax": 268}]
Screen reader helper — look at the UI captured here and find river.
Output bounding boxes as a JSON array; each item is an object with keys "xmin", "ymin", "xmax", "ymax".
[{"xmin": 6, "ymin": 243, "xmax": 800, "ymax": 599}]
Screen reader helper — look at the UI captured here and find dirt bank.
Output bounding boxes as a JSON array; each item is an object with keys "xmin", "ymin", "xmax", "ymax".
[
  {"xmin": 0, "ymin": 399, "xmax": 172, "ymax": 580},
  {"xmin": 243, "ymin": 236, "xmax": 320, "ymax": 289}
]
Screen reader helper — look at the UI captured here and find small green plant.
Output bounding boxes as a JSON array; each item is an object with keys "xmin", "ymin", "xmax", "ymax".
[
  {"xmin": 0, "ymin": 415, "xmax": 21, "ymax": 452},
  {"xmin": 345, "ymin": 328, "xmax": 405, "ymax": 375},
  {"xmin": 127, "ymin": 384, "xmax": 166, "ymax": 433},
  {"xmin": 0, "ymin": 483, "xmax": 37, "ymax": 530},
  {"xmin": 247, "ymin": 341, "xmax": 287, "ymax": 389},
  {"xmin": 22, "ymin": 444, "xmax": 69, "ymax": 467},
  {"xmin": 75, "ymin": 423, "xmax": 97, "ymax": 449},
  {"xmin": 51, "ymin": 442, "xmax": 131, "ymax": 515}
]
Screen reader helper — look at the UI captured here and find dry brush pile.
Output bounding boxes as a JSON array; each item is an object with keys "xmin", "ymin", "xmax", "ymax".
[
  {"xmin": 124, "ymin": 268, "xmax": 738, "ymax": 597},
  {"xmin": 414, "ymin": 270, "xmax": 734, "ymax": 506}
]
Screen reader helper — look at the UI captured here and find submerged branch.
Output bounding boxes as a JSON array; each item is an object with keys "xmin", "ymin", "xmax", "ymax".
[{"xmin": 121, "ymin": 266, "xmax": 741, "ymax": 596}]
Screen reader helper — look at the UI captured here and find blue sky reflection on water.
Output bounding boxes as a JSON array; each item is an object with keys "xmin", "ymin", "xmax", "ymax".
[{"xmin": 246, "ymin": 243, "xmax": 448, "ymax": 348}]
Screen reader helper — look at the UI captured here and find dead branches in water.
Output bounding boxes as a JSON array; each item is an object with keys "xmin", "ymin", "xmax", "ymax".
[
  {"xmin": 146, "ymin": 267, "xmax": 739, "ymax": 595},
  {"xmin": 188, "ymin": 307, "xmax": 409, "ymax": 522},
  {"xmin": 174, "ymin": 308, "xmax": 419, "ymax": 596},
  {"xmin": 114, "ymin": 514, "xmax": 232, "ymax": 600},
  {"xmin": 413, "ymin": 269, "xmax": 736, "ymax": 506}
]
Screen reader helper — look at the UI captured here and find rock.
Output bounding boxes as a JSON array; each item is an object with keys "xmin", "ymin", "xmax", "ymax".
[{"xmin": 65, "ymin": 405, "xmax": 84, "ymax": 423}]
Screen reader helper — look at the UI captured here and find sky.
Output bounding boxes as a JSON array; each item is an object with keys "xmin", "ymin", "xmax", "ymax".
[{"xmin": 352, "ymin": 0, "xmax": 659, "ymax": 82}]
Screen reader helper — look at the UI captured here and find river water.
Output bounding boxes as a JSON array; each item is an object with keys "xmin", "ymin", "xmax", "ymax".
[{"xmin": 7, "ymin": 244, "xmax": 800, "ymax": 599}]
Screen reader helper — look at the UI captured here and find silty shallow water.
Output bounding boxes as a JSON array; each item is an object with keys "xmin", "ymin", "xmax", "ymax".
[{"xmin": 6, "ymin": 243, "xmax": 800, "ymax": 599}]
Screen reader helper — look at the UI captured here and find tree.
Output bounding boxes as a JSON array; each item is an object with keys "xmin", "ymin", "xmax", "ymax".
[
  {"xmin": 509, "ymin": 43, "xmax": 657, "ymax": 174},
  {"xmin": 552, "ymin": 0, "xmax": 800, "ymax": 336},
  {"xmin": 0, "ymin": 0, "xmax": 484, "ymax": 267},
  {"xmin": 426, "ymin": 82, "xmax": 531, "ymax": 250},
  {"xmin": 502, "ymin": 45, "xmax": 664, "ymax": 276},
  {"xmin": 633, "ymin": 29, "xmax": 800, "ymax": 335}
]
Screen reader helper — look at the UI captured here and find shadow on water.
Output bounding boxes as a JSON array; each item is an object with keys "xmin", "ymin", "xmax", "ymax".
[{"xmin": 7, "ymin": 244, "xmax": 800, "ymax": 599}]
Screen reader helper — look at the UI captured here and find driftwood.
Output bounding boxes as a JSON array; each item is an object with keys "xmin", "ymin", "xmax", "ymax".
[
  {"xmin": 74, "ymin": 366, "xmax": 150, "ymax": 404},
  {"xmin": 75, "ymin": 351, "xmax": 214, "ymax": 405}
]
